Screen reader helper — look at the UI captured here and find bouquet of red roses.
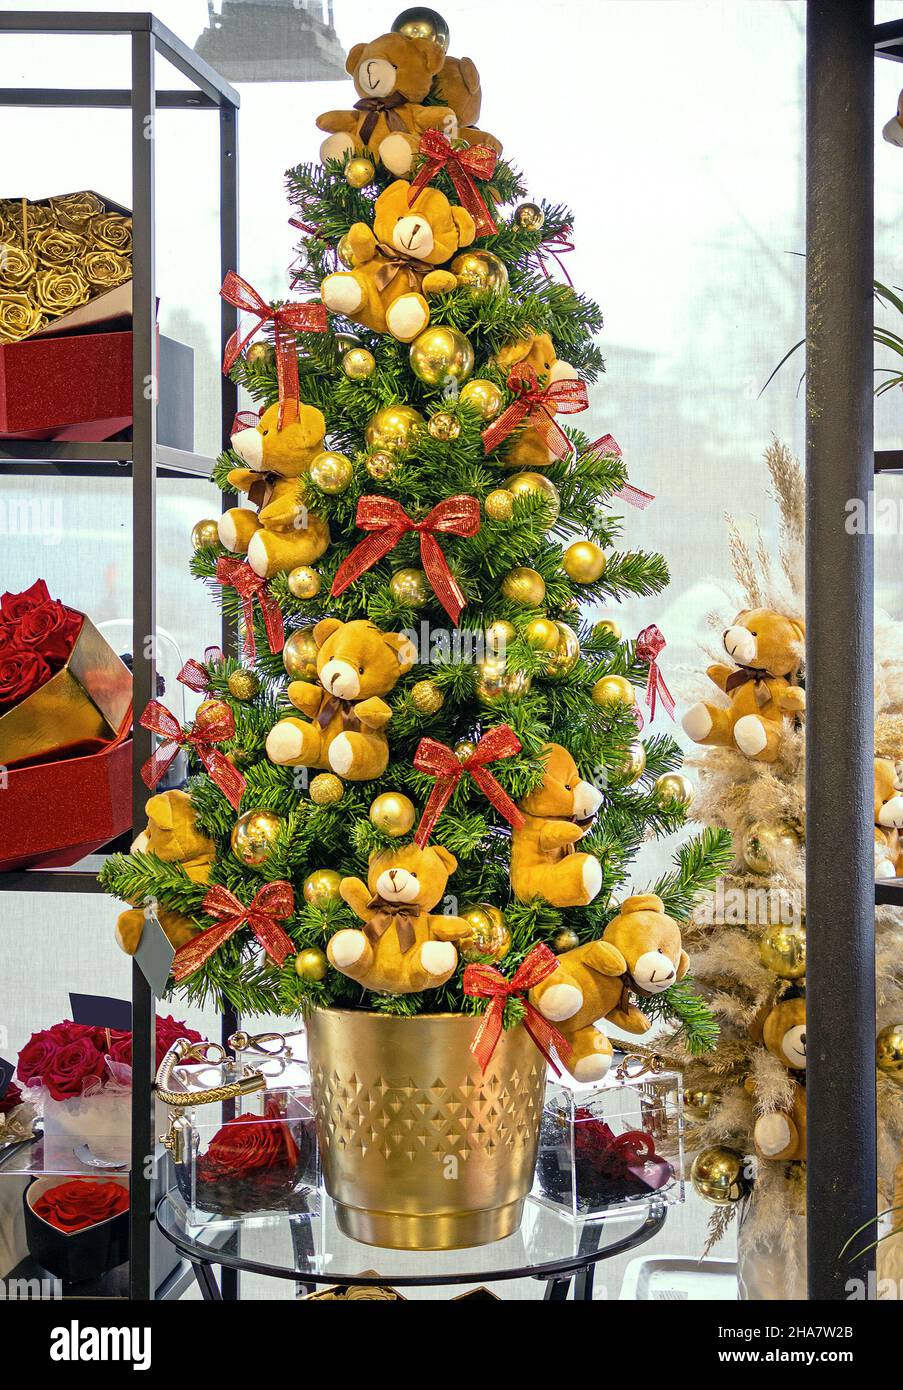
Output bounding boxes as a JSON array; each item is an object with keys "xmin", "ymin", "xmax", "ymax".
[
  {"xmin": 0, "ymin": 580, "xmax": 83, "ymax": 710},
  {"xmin": 17, "ymin": 1015, "xmax": 205, "ymax": 1101}
]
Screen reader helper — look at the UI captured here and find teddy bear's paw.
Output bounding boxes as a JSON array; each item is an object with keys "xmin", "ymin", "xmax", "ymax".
[
  {"xmin": 420, "ymin": 940, "xmax": 457, "ymax": 977},
  {"xmin": 572, "ymin": 1051, "xmax": 613, "ymax": 1083},
  {"xmin": 385, "ymin": 293, "xmax": 430, "ymax": 343},
  {"xmin": 321, "ymin": 273, "xmax": 365, "ymax": 315},
  {"xmin": 266, "ymin": 719, "xmax": 313, "ymax": 767},
  {"xmin": 130, "ymin": 830, "xmax": 150, "ymax": 855},
  {"xmin": 536, "ymin": 981, "xmax": 584, "ymax": 1022},
  {"xmin": 877, "ymin": 855, "xmax": 897, "ymax": 879},
  {"xmin": 328, "ymin": 929, "xmax": 369, "ymax": 969},
  {"xmin": 327, "ymin": 733, "xmax": 355, "ymax": 776},
  {"xmin": 377, "ymin": 131, "xmax": 417, "ymax": 175},
  {"xmin": 581, "ymin": 855, "xmax": 603, "ymax": 902},
  {"xmin": 218, "ymin": 509, "xmax": 259, "ymax": 555},
  {"xmin": 754, "ymin": 1112, "xmax": 792, "ymax": 1158},
  {"xmin": 682, "ymin": 702, "xmax": 713, "ymax": 741},
  {"xmin": 320, "ymin": 132, "xmax": 358, "ymax": 166},
  {"xmin": 733, "ymin": 713, "xmax": 768, "ymax": 757}
]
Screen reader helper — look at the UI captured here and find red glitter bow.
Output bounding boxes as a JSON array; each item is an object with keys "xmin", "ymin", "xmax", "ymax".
[
  {"xmin": 171, "ymin": 881, "xmax": 295, "ymax": 982},
  {"xmin": 463, "ymin": 943, "xmax": 571, "ymax": 1075},
  {"xmin": 636, "ymin": 624, "xmax": 675, "ymax": 722},
  {"xmin": 178, "ymin": 646, "xmax": 226, "ymax": 695},
  {"xmin": 331, "ymin": 494, "xmax": 481, "ymax": 625},
  {"xmin": 408, "ymin": 129, "xmax": 498, "ymax": 237},
  {"xmin": 220, "ymin": 271, "xmax": 327, "ymax": 427},
  {"xmin": 413, "ymin": 724, "xmax": 525, "ymax": 846},
  {"xmin": 231, "ymin": 408, "xmax": 263, "ymax": 436},
  {"xmin": 482, "ymin": 365, "xmax": 588, "ymax": 461},
  {"xmin": 139, "ymin": 699, "xmax": 246, "ymax": 810},
  {"xmin": 216, "ymin": 556, "xmax": 285, "ymax": 662},
  {"xmin": 589, "ymin": 435, "xmax": 655, "ymax": 510},
  {"xmin": 533, "ymin": 227, "xmax": 575, "ymax": 286}
]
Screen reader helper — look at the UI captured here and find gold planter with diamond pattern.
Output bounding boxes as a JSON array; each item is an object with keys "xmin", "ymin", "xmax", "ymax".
[{"xmin": 306, "ymin": 1009, "xmax": 546, "ymax": 1250}]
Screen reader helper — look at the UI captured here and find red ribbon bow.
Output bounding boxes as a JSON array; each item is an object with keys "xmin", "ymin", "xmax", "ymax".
[
  {"xmin": 413, "ymin": 724, "xmax": 525, "ymax": 847},
  {"xmin": 533, "ymin": 227, "xmax": 575, "ymax": 286},
  {"xmin": 408, "ymin": 129, "xmax": 499, "ymax": 237},
  {"xmin": 220, "ymin": 271, "xmax": 327, "ymax": 427},
  {"xmin": 331, "ymin": 494, "xmax": 481, "ymax": 625},
  {"xmin": 463, "ymin": 943, "xmax": 571, "ymax": 1075},
  {"xmin": 231, "ymin": 408, "xmax": 263, "ymax": 436},
  {"xmin": 482, "ymin": 365, "xmax": 588, "ymax": 462},
  {"xmin": 139, "ymin": 699, "xmax": 246, "ymax": 811},
  {"xmin": 216, "ymin": 555, "xmax": 285, "ymax": 662},
  {"xmin": 589, "ymin": 435, "xmax": 655, "ymax": 510},
  {"xmin": 636, "ymin": 624, "xmax": 675, "ymax": 722},
  {"xmin": 178, "ymin": 646, "xmax": 226, "ymax": 695},
  {"xmin": 171, "ymin": 881, "xmax": 295, "ymax": 982}
]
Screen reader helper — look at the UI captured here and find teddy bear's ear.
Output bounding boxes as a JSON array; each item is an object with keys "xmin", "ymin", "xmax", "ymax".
[
  {"xmin": 345, "ymin": 42, "xmax": 367, "ymax": 76},
  {"xmin": 431, "ymin": 845, "xmax": 458, "ymax": 876},
  {"xmin": 457, "ymin": 56, "xmax": 480, "ymax": 97},
  {"xmin": 496, "ymin": 332, "xmax": 535, "ymax": 372},
  {"xmin": 676, "ymin": 949, "xmax": 690, "ymax": 981},
  {"xmin": 313, "ymin": 617, "xmax": 343, "ymax": 647},
  {"xmin": 410, "ymin": 35, "xmax": 447, "ymax": 75},
  {"xmin": 788, "ymin": 617, "xmax": 806, "ymax": 642},
  {"xmin": 145, "ymin": 792, "xmax": 173, "ymax": 831},
  {"xmin": 452, "ymin": 205, "xmax": 476, "ymax": 247},
  {"xmin": 383, "ymin": 632, "xmax": 417, "ymax": 672},
  {"xmin": 619, "ymin": 893, "xmax": 666, "ymax": 916}
]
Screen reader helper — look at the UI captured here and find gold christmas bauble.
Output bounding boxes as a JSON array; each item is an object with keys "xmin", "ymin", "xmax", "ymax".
[
  {"xmin": 295, "ymin": 947, "xmax": 328, "ymax": 981},
  {"xmin": 392, "ymin": 6, "xmax": 450, "ymax": 50},
  {"xmin": 685, "ymin": 1088, "xmax": 718, "ymax": 1121},
  {"xmin": 309, "ymin": 772, "xmax": 344, "ymax": 806},
  {"xmin": 409, "ymin": 325, "xmax": 474, "ymax": 387},
  {"xmin": 303, "ymin": 868, "xmax": 343, "ymax": 906},
  {"xmin": 485, "ymin": 618, "xmax": 516, "ymax": 654},
  {"xmin": 653, "ymin": 772, "xmax": 695, "ymax": 809},
  {"xmin": 545, "ymin": 621, "xmax": 580, "ymax": 679},
  {"xmin": 876, "ymin": 1024, "xmax": 903, "ymax": 1079},
  {"xmin": 484, "ymin": 488, "xmax": 514, "ymax": 522},
  {"xmin": 365, "ymin": 450, "xmax": 396, "ymax": 481},
  {"xmin": 342, "ymin": 346, "xmax": 376, "ymax": 380},
  {"xmin": 613, "ymin": 740, "xmax": 647, "ymax": 784},
  {"xmin": 366, "ymin": 404, "xmax": 423, "ymax": 453},
  {"xmin": 191, "ymin": 518, "xmax": 220, "ymax": 551},
  {"xmin": 370, "ymin": 791, "xmax": 416, "ymax": 837},
  {"xmin": 759, "ymin": 922, "xmax": 807, "ymax": 979},
  {"xmin": 230, "ymin": 809, "xmax": 282, "ymax": 868},
  {"xmin": 514, "ymin": 202, "xmax": 545, "ymax": 232},
  {"xmin": 563, "ymin": 540, "xmax": 607, "ymax": 584},
  {"xmin": 287, "ymin": 565, "xmax": 321, "ymax": 600},
  {"xmin": 449, "ymin": 249, "xmax": 509, "ymax": 293},
  {"xmin": 345, "ymin": 156, "xmax": 375, "ymax": 188},
  {"xmin": 455, "ymin": 739, "xmax": 477, "ymax": 762},
  {"xmin": 390, "ymin": 567, "xmax": 429, "ymax": 607},
  {"xmin": 428, "ymin": 410, "xmax": 461, "ymax": 441},
  {"xmin": 524, "ymin": 617, "xmax": 561, "ymax": 652},
  {"xmin": 507, "ymin": 471, "xmax": 560, "ymax": 529},
  {"xmin": 336, "ymin": 232, "xmax": 358, "ymax": 269},
  {"xmin": 411, "ymin": 679, "xmax": 444, "ymax": 715},
  {"xmin": 460, "ymin": 378, "xmax": 503, "ymax": 422},
  {"xmin": 246, "ymin": 341, "xmax": 275, "ymax": 370},
  {"xmin": 591, "ymin": 673, "xmax": 635, "ymax": 707},
  {"xmin": 460, "ymin": 903, "xmax": 511, "ymax": 962},
  {"xmin": 476, "ymin": 655, "xmax": 531, "ymax": 704},
  {"xmin": 553, "ymin": 927, "xmax": 580, "ymax": 954},
  {"xmin": 227, "ymin": 668, "xmax": 260, "ymax": 701},
  {"xmin": 310, "ymin": 450, "xmax": 352, "ymax": 494},
  {"xmin": 742, "ymin": 818, "xmax": 802, "ymax": 875},
  {"xmin": 691, "ymin": 1146, "xmax": 749, "ymax": 1205},
  {"xmin": 501, "ymin": 566, "xmax": 546, "ymax": 607},
  {"xmin": 283, "ymin": 628, "xmax": 319, "ymax": 680},
  {"xmin": 593, "ymin": 618, "xmax": 622, "ymax": 641}
]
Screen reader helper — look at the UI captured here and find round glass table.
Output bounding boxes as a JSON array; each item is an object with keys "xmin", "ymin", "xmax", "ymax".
[{"xmin": 156, "ymin": 1188, "xmax": 667, "ymax": 1301}]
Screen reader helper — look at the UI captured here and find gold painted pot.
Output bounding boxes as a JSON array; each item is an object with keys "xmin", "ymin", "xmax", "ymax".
[{"xmin": 306, "ymin": 1009, "xmax": 546, "ymax": 1251}]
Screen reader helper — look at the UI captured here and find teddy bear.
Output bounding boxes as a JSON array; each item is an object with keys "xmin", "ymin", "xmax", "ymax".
[
  {"xmin": 528, "ymin": 893, "xmax": 689, "ymax": 1082},
  {"xmin": 265, "ymin": 618, "xmax": 415, "ymax": 780},
  {"xmin": 321, "ymin": 180, "xmax": 476, "ymax": 342},
  {"xmin": 327, "ymin": 842, "xmax": 473, "ymax": 994},
  {"xmin": 432, "ymin": 55, "xmax": 502, "ymax": 154},
  {"xmin": 114, "ymin": 790, "xmax": 214, "ymax": 957},
  {"xmin": 747, "ymin": 996, "xmax": 807, "ymax": 1161},
  {"xmin": 875, "ymin": 756, "xmax": 903, "ymax": 879},
  {"xmin": 681, "ymin": 608, "xmax": 806, "ymax": 763},
  {"xmin": 511, "ymin": 743, "xmax": 604, "ymax": 908},
  {"xmin": 218, "ymin": 400, "xmax": 331, "ymax": 580},
  {"xmin": 316, "ymin": 32, "xmax": 454, "ymax": 176},
  {"xmin": 492, "ymin": 329, "xmax": 578, "ymax": 469}
]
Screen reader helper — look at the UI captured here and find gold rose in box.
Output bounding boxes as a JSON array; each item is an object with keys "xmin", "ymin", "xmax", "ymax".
[{"xmin": 0, "ymin": 191, "xmax": 132, "ymax": 344}]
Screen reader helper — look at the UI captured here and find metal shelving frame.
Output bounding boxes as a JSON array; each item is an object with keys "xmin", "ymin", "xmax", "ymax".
[{"xmin": 0, "ymin": 11, "xmax": 239, "ymax": 1301}]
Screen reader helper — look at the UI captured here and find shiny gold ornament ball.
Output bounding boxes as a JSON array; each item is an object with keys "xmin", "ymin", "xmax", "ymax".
[
  {"xmin": 345, "ymin": 156, "xmax": 375, "ymax": 188},
  {"xmin": 309, "ymin": 772, "xmax": 344, "ymax": 806},
  {"xmin": 563, "ymin": 540, "xmax": 607, "ymax": 584},
  {"xmin": 553, "ymin": 927, "xmax": 580, "ymax": 954},
  {"xmin": 545, "ymin": 621, "xmax": 580, "ymax": 680},
  {"xmin": 365, "ymin": 450, "xmax": 396, "ymax": 481},
  {"xmin": 303, "ymin": 868, "xmax": 343, "ymax": 906},
  {"xmin": 283, "ymin": 628, "xmax": 319, "ymax": 680},
  {"xmin": 691, "ymin": 1146, "xmax": 749, "ymax": 1205},
  {"xmin": 191, "ymin": 518, "xmax": 220, "ymax": 551},
  {"xmin": 685, "ymin": 1088, "xmax": 718, "ymax": 1121},
  {"xmin": 227, "ymin": 668, "xmax": 260, "ymax": 701},
  {"xmin": 524, "ymin": 617, "xmax": 561, "ymax": 652},
  {"xmin": 310, "ymin": 450, "xmax": 353, "ymax": 494},
  {"xmin": 449, "ymin": 249, "xmax": 509, "ymax": 293},
  {"xmin": 295, "ymin": 947, "xmax": 328, "ymax": 981},
  {"xmin": 613, "ymin": 740, "xmax": 647, "ymax": 784},
  {"xmin": 485, "ymin": 618, "xmax": 516, "ymax": 655},
  {"xmin": 370, "ymin": 791, "xmax": 416, "ymax": 838},
  {"xmin": 476, "ymin": 655, "xmax": 531, "ymax": 704},
  {"xmin": 230, "ymin": 809, "xmax": 282, "ymax": 869},
  {"xmin": 390, "ymin": 567, "xmax": 429, "ymax": 607},
  {"xmin": 507, "ymin": 470, "xmax": 560, "ymax": 529},
  {"xmin": 366, "ymin": 404, "xmax": 423, "ymax": 453},
  {"xmin": 876, "ymin": 1024, "xmax": 903, "ymax": 1079},
  {"xmin": 460, "ymin": 903, "xmax": 511, "ymax": 963},
  {"xmin": 336, "ymin": 232, "xmax": 358, "ymax": 269},
  {"xmin": 411, "ymin": 679, "xmax": 444, "ymax": 715},
  {"xmin": 653, "ymin": 772, "xmax": 695, "ymax": 809},
  {"xmin": 392, "ymin": 6, "xmax": 450, "ymax": 49},
  {"xmin": 484, "ymin": 488, "xmax": 515, "ymax": 523},
  {"xmin": 428, "ymin": 410, "xmax": 461, "ymax": 441},
  {"xmin": 455, "ymin": 739, "xmax": 478, "ymax": 762},
  {"xmin": 514, "ymin": 202, "xmax": 545, "ymax": 232},
  {"xmin": 591, "ymin": 673, "xmax": 635, "ymax": 707},
  {"xmin": 342, "ymin": 346, "xmax": 376, "ymax": 381},
  {"xmin": 594, "ymin": 618, "xmax": 622, "ymax": 641},
  {"xmin": 246, "ymin": 341, "xmax": 275, "ymax": 371},
  {"xmin": 409, "ymin": 325, "xmax": 474, "ymax": 387},
  {"xmin": 287, "ymin": 565, "xmax": 322, "ymax": 600},
  {"xmin": 742, "ymin": 818, "xmax": 802, "ymax": 875},
  {"xmin": 501, "ymin": 566, "xmax": 546, "ymax": 607},
  {"xmin": 758, "ymin": 921, "xmax": 807, "ymax": 979},
  {"xmin": 460, "ymin": 378, "xmax": 503, "ymax": 422}
]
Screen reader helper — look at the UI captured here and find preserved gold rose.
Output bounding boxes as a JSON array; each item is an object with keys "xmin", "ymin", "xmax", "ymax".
[
  {"xmin": 83, "ymin": 250, "xmax": 131, "ymax": 290},
  {"xmin": 0, "ymin": 293, "xmax": 44, "ymax": 343},
  {"xmin": 32, "ymin": 268, "xmax": 90, "ymax": 318},
  {"xmin": 3, "ymin": 199, "xmax": 53, "ymax": 238},
  {"xmin": 32, "ymin": 225, "xmax": 86, "ymax": 267},
  {"xmin": 90, "ymin": 213, "xmax": 132, "ymax": 255},
  {"xmin": 50, "ymin": 191, "xmax": 105, "ymax": 229},
  {"xmin": 0, "ymin": 242, "xmax": 37, "ymax": 289}
]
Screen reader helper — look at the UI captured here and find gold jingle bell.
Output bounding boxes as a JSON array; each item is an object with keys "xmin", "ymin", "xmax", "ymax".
[
  {"xmin": 409, "ymin": 325, "xmax": 474, "ymax": 387},
  {"xmin": 390, "ymin": 568, "xmax": 429, "ymax": 607},
  {"xmin": 191, "ymin": 518, "xmax": 220, "ymax": 551},
  {"xmin": 287, "ymin": 566, "xmax": 321, "ymax": 600},
  {"xmin": 309, "ymin": 772, "xmax": 344, "ymax": 806},
  {"xmin": 370, "ymin": 791, "xmax": 416, "ymax": 837},
  {"xmin": 544, "ymin": 621, "xmax": 580, "ymax": 679},
  {"xmin": 345, "ymin": 156, "xmax": 375, "ymax": 189},
  {"xmin": 460, "ymin": 903, "xmax": 511, "ymax": 963},
  {"xmin": 303, "ymin": 868, "xmax": 343, "ymax": 906},
  {"xmin": 450, "ymin": 249, "xmax": 509, "ymax": 293},
  {"xmin": 876, "ymin": 1023, "xmax": 903, "ymax": 1079},
  {"xmin": 342, "ymin": 347, "xmax": 376, "ymax": 381},
  {"xmin": 231, "ymin": 809, "xmax": 282, "ymax": 869},
  {"xmin": 514, "ymin": 202, "xmax": 545, "ymax": 232},
  {"xmin": 690, "ymin": 1146, "xmax": 749, "ymax": 1205},
  {"xmin": 501, "ymin": 567, "xmax": 546, "ymax": 607},
  {"xmin": 742, "ymin": 818, "xmax": 802, "ymax": 875},
  {"xmin": 507, "ymin": 471, "xmax": 560, "ymax": 529},
  {"xmin": 391, "ymin": 6, "xmax": 450, "ymax": 50},
  {"xmin": 653, "ymin": 772, "xmax": 695, "ymax": 809},
  {"xmin": 484, "ymin": 488, "xmax": 514, "ymax": 522},
  {"xmin": 613, "ymin": 740, "xmax": 647, "ymax": 784},
  {"xmin": 685, "ymin": 1088, "xmax": 718, "ymax": 1121},
  {"xmin": 283, "ymin": 629, "xmax": 319, "ymax": 680},
  {"xmin": 366, "ymin": 404, "xmax": 423, "ymax": 453},
  {"xmin": 295, "ymin": 947, "xmax": 328, "ymax": 981},
  {"xmin": 758, "ymin": 921, "xmax": 807, "ymax": 979},
  {"xmin": 563, "ymin": 540, "xmax": 606, "ymax": 584},
  {"xmin": 460, "ymin": 378, "xmax": 503, "ymax": 422},
  {"xmin": 411, "ymin": 679, "xmax": 444, "ymax": 715},
  {"xmin": 594, "ymin": 618, "xmax": 622, "ymax": 641},
  {"xmin": 227, "ymin": 668, "xmax": 260, "ymax": 701},
  {"xmin": 310, "ymin": 450, "xmax": 352, "ymax": 494},
  {"xmin": 591, "ymin": 673, "xmax": 635, "ymax": 707}
]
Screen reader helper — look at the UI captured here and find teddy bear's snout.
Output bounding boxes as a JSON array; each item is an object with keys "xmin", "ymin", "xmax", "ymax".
[
  {"xmin": 879, "ymin": 794, "xmax": 903, "ymax": 830},
  {"xmin": 572, "ymin": 779, "xmax": 603, "ymax": 822},
  {"xmin": 631, "ymin": 949, "xmax": 677, "ymax": 993},
  {"xmin": 319, "ymin": 658, "xmax": 361, "ymax": 699},
  {"xmin": 360, "ymin": 58, "xmax": 396, "ymax": 96},
  {"xmin": 723, "ymin": 625, "xmax": 757, "ymax": 666},
  {"xmin": 782, "ymin": 1025, "xmax": 807, "ymax": 1069},
  {"xmin": 392, "ymin": 215, "xmax": 434, "ymax": 259},
  {"xmin": 231, "ymin": 425, "xmax": 264, "ymax": 471},
  {"xmin": 376, "ymin": 867, "xmax": 420, "ymax": 903}
]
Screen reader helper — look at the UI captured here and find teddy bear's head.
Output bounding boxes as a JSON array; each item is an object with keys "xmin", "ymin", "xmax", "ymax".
[
  {"xmin": 231, "ymin": 400, "xmax": 326, "ymax": 479},
  {"xmin": 495, "ymin": 328, "xmax": 577, "ymax": 389},
  {"xmin": 345, "ymin": 32, "xmax": 446, "ymax": 104},
  {"xmin": 721, "ymin": 608, "xmax": 805, "ymax": 678},
  {"xmin": 761, "ymin": 996, "xmax": 807, "ymax": 1070},
  {"xmin": 601, "ymin": 893, "xmax": 689, "ymax": 995},
  {"xmin": 520, "ymin": 743, "xmax": 603, "ymax": 826},
  {"xmin": 434, "ymin": 55, "xmax": 482, "ymax": 127},
  {"xmin": 876, "ymin": 756, "xmax": 903, "ymax": 831},
  {"xmin": 132, "ymin": 790, "xmax": 214, "ymax": 867},
  {"xmin": 313, "ymin": 618, "xmax": 416, "ymax": 700},
  {"xmin": 373, "ymin": 180, "xmax": 476, "ymax": 266},
  {"xmin": 366, "ymin": 842, "xmax": 458, "ymax": 913}
]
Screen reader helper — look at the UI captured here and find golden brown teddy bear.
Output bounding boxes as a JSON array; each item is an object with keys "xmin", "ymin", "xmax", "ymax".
[
  {"xmin": 681, "ymin": 608, "xmax": 806, "ymax": 763},
  {"xmin": 511, "ymin": 743, "xmax": 604, "ymax": 908},
  {"xmin": 265, "ymin": 618, "xmax": 415, "ymax": 780},
  {"xmin": 875, "ymin": 756, "xmax": 903, "ymax": 879},
  {"xmin": 433, "ymin": 55, "xmax": 502, "ymax": 154},
  {"xmin": 528, "ymin": 893, "xmax": 689, "ymax": 1082},
  {"xmin": 218, "ymin": 400, "xmax": 331, "ymax": 580},
  {"xmin": 317, "ymin": 32, "xmax": 453, "ymax": 176},
  {"xmin": 747, "ymin": 996, "xmax": 807, "ymax": 1162},
  {"xmin": 114, "ymin": 790, "xmax": 213, "ymax": 956},
  {"xmin": 493, "ymin": 329, "xmax": 578, "ymax": 469},
  {"xmin": 327, "ymin": 843, "xmax": 472, "ymax": 993},
  {"xmin": 321, "ymin": 180, "xmax": 476, "ymax": 341}
]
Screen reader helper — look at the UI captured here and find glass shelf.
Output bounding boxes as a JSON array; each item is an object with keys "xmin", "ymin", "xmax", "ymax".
[{"xmin": 0, "ymin": 1133, "xmax": 130, "ymax": 1178}]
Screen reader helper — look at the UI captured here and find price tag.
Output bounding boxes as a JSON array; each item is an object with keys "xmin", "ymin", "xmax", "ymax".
[
  {"xmin": 70, "ymin": 993, "xmax": 132, "ymax": 1031},
  {"xmin": 133, "ymin": 909, "xmax": 176, "ymax": 998}
]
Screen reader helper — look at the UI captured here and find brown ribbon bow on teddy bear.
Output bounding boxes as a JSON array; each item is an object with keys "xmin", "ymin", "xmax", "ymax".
[{"xmin": 363, "ymin": 896, "xmax": 422, "ymax": 952}]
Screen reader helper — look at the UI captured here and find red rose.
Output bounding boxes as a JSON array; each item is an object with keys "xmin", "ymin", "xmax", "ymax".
[
  {"xmin": 199, "ymin": 1114, "xmax": 290, "ymax": 1177},
  {"xmin": 17, "ymin": 1030, "xmax": 59, "ymax": 1086},
  {"xmin": 17, "ymin": 600, "xmax": 81, "ymax": 666},
  {"xmin": 33, "ymin": 1179, "xmax": 129, "ymax": 1233},
  {"xmin": 0, "ymin": 1081, "xmax": 23, "ymax": 1115},
  {"xmin": 0, "ymin": 579, "xmax": 51, "ymax": 624},
  {"xmin": 155, "ymin": 1015, "xmax": 204, "ymax": 1070},
  {"xmin": 42, "ymin": 1036, "xmax": 107, "ymax": 1101},
  {"xmin": 0, "ymin": 649, "xmax": 51, "ymax": 707},
  {"xmin": 108, "ymin": 1032, "xmax": 132, "ymax": 1066}
]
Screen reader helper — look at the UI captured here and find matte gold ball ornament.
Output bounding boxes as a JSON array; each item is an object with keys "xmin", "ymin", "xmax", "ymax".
[
  {"xmin": 370, "ymin": 791, "xmax": 416, "ymax": 837},
  {"xmin": 303, "ymin": 868, "xmax": 343, "ymax": 906},
  {"xmin": 691, "ymin": 1146, "xmax": 749, "ymax": 1205},
  {"xmin": 282, "ymin": 629, "xmax": 319, "ymax": 680},
  {"xmin": 287, "ymin": 566, "xmax": 322, "ymax": 600},
  {"xmin": 524, "ymin": 617, "xmax": 561, "ymax": 652},
  {"xmin": 390, "ymin": 567, "xmax": 429, "ymax": 607},
  {"xmin": 345, "ymin": 156, "xmax": 375, "ymax": 188},
  {"xmin": 507, "ymin": 471, "xmax": 560, "ymax": 529},
  {"xmin": 553, "ymin": 927, "xmax": 580, "ymax": 954},
  {"xmin": 230, "ymin": 809, "xmax": 282, "ymax": 869},
  {"xmin": 191, "ymin": 518, "xmax": 220, "ymax": 551},
  {"xmin": 411, "ymin": 679, "xmax": 444, "ymax": 715},
  {"xmin": 594, "ymin": 618, "xmax": 622, "ymax": 641},
  {"xmin": 501, "ymin": 567, "xmax": 546, "ymax": 607},
  {"xmin": 460, "ymin": 378, "xmax": 503, "ymax": 422},
  {"xmin": 246, "ymin": 341, "xmax": 275, "ymax": 370},
  {"xmin": 484, "ymin": 488, "xmax": 514, "ymax": 522},
  {"xmin": 295, "ymin": 947, "xmax": 328, "ymax": 982},
  {"xmin": 514, "ymin": 202, "xmax": 545, "ymax": 232},
  {"xmin": 391, "ymin": 6, "xmax": 450, "ymax": 50},
  {"xmin": 876, "ymin": 1023, "xmax": 903, "ymax": 1079},
  {"xmin": 653, "ymin": 772, "xmax": 695, "ymax": 809},
  {"xmin": 544, "ymin": 621, "xmax": 580, "ymax": 679},
  {"xmin": 613, "ymin": 740, "xmax": 647, "ymax": 784},
  {"xmin": 591, "ymin": 674, "xmax": 636, "ymax": 708},
  {"xmin": 409, "ymin": 325, "xmax": 474, "ymax": 387},
  {"xmin": 366, "ymin": 404, "xmax": 423, "ymax": 453},
  {"xmin": 365, "ymin": 450, "xmax": 396, "ymax": 481},
  {"xmin": 742, "ymin": 819, "xmax": 803, "ymax": 875},
  {"xmin": 758, "ymin": 921, "xmax": 807, "ymax": 979},
  {"xmin": 428, "ymin": 411, "xmax": 461, "ymax": 441},
  {"xmin": 309, "ymin": 772, "xmax": 344, "ymax": 806},
  {"xmin": 227, "ymin": 668, "xmax": 260, "ymax": 701},
  {"xmin": 342, "ymin": 346, "xmax": 376, "ymax": 380},
  {"xmin": 310, "ymin": 450, "xmax": 353, "ymax": 494},
  {"xmin": 449, "ymin": 249, "xmax": 509, "ymax": 293},
  {"xmin": 685, "ymin": 1089, "xmax": 718, "ymax": 1121},
  {"xmin": 563, "ymin": 540, "xmax": 607, "ymax": 584},
  {"xmin": 460, "ymin": 904, "xmax": 511, "ymax": 962}
]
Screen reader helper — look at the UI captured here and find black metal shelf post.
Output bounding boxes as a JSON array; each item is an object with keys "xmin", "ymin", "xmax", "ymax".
[{"xmin": 0, "ymin": 11, "xmax": 239, "ymax": 1301}]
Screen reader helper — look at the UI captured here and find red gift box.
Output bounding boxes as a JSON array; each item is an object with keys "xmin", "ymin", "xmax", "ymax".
[{"xmin": 0, "ymin": 330, "xmax": 134, "ymax": 439}]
